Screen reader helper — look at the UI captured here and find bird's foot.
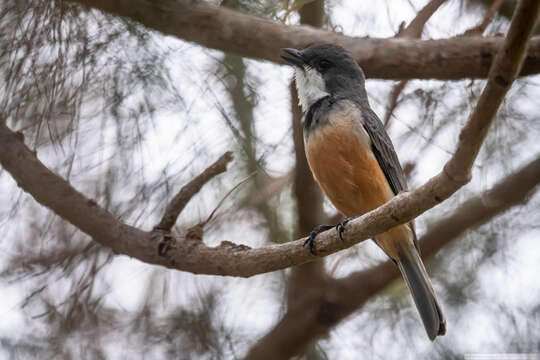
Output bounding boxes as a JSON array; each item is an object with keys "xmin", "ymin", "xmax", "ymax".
[
  {"xmin": 336, "ymin": 216, "xmax": 357, "ymax": 241},
  {"xmin": 304, "ymin": 224, "xmax": 334, "ymax": 254}
]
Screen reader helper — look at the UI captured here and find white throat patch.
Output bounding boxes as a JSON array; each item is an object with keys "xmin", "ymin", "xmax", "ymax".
[{"xmin": 294, "ymin": 66, "xmax": 329, "ymax": 112}]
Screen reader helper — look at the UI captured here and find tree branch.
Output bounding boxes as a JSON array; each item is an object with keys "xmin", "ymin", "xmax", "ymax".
[
  {"xmin": 67, "ymin": 0, "xmax": 540, "ymax": 80},
  {"xmin": 397, "ymin": 0, "xmax": 447, "ymax": 38},
  {"xmin": 0, "ymin": 0, "xmax": 537, "ymax": 279},
  {"xmin": 385, "ymin": 0, "xmax": 447, "ymax": 127},
  {"xmin": 287, "ymin": 0, "xmax": 329, "ymax": 319},
  {"xmin": 443, "ymin": 0, "xmax": 538, "ymax": 183},
  {"xmin": 383, "ymin": 79, "xmax": 408, "ymax": 128},
  {"xmin": 411, "ymin": 159, "xmax": 540, "ymax": 257},
  {"xmin": 245, "ymin": 154, "xmax": 540, "ymax": 360},
  {"xmin": 463, "ymin": 0, "xmax": 506, "ymax": 36},
  {"xmin": 241, "ymin": 172, "xmax": 292, "ymax": 207},
  {"xmin": 155, "ymin": 151, "xmax": 234, "ymax": 232}
]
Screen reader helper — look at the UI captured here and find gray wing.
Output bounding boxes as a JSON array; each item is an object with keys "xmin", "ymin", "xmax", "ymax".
[
  {"xmin": 359, "ymin": 105, "xmax": 420, "ymax": 249},
  {"xmin": 360, "ymin": 107, "xmax": 408, "ymax": 195}
]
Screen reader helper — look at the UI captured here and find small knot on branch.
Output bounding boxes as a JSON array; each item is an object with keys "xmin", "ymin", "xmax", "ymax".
[
  {"xmin": 218, "ymin": 240, "xmax": 251, "ymax": 251},
  {"xmin": 442, "ymin": 163, "xmax": 472, "ymax": 186},
  {"xmin": 156, "ymin": 230, "xmax": 175, "ymax": 256},
  {"xmin": 186, "ymin": 224, "xmax": 204, "ymax": 241}
]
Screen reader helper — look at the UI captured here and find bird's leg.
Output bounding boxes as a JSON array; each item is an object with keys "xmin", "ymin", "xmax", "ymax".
[
  {"xmin": 336, "ymin": 216, "xmax": 357, "ymax": 241},
  {"xmin": 304, "ymin": 224, "xmax": 334, "ymax": 254}
]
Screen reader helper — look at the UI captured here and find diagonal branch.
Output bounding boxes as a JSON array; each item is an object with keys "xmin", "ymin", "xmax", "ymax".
[
  {"xmin": 383, "ymin": 79, "xmax": 408, "ymax": 128},
  {"xmin": 443, "ymin": 0, "xmax": 538, "ymax": 183},
  {"xmin": 463, "ymin": 0, "xmax": 506, "ymax": 36},
  {"xmin": 245, "ymin": 153, "xmax": 540, "ymax": 360},
  {"xmin": 397, "ymin": 0, "xmax": 447, "ymax": 38},
  {"xmin": 67, "ymin": 0, "xmax": 540, "ymax": 80},
  {"xmin": 155, "ymin": 152, "xmax": 234, "ymax": 232}
]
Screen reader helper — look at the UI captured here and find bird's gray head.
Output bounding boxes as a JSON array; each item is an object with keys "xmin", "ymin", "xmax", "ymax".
[{"xmin": 281, "ymin": 44, "xmax": 367, "ymax": 112}]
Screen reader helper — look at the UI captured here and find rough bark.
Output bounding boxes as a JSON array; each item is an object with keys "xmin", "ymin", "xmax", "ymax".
[{"xmin": 68, "ymin": 0, "xmax": 540, "ymax": 80}]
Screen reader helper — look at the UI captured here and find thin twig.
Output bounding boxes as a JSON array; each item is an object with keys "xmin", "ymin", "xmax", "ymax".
[
  {"xmin": 385, "ymin": 0, "xmax": 447, "ymax": 128},
  {"xmin": 397, "ymin": 0, "xmax": 447, "ymax": 38},
  {"xmin": 383, "ymin": 79, "xmax": 408, "ymax": 128},
  {"xmin": 240, "ymin": 173, "xmax": 292, "ymax": 208},
  {"xmin": 463, "ymin": 0, "xmax": 506, "ymax": 36},
  {"xmin": 154, "ymin": 151, "xmax": 234, "ymax": 232},
  {"xmin": 202, "ymin": 170, "xmax": 256, "ymax": 227}
]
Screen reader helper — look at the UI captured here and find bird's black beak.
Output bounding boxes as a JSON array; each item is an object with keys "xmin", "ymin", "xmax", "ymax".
[{"xmin": 281, "ymin": 48, "xmax": 305, "ymax": 68}]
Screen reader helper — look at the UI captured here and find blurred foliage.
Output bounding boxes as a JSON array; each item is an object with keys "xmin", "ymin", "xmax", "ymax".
[
  {"xmin": 1, "ymin": 0, "xmax": 540, "ymax": 359},
  {"xmin": 463, "ymin": 0, "xmax": 540, "ymax": 34}
]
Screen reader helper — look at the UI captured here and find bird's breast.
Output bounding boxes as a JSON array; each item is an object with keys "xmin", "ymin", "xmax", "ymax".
[{"xmin": 304, "ymin": 110, "xmax": 394, "ymax": 218}]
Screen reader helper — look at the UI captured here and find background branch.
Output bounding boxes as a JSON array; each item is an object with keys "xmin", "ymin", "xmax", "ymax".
[
  {"xmin": 397, "ymin": 0, "xmax": 447, "ymax": 38},
  {"xmin": 385, "ymin": 0, "xmax": 447, "ymax": 127},
  {"xmin": 443, "ymin": 0, "xmax": 539, "ymax": 182},
  {"xmin": 287, "ymin": 0, "xmax": 329, "ymax": 311},
  {"xmin": 68, "ymin": 0, "xmax": 540, "ymax": 80},
  {"xmin": 383, "ymin": 79, "xmax": 408, "ymax": 128},
  {"xmin": 463, "ymin": 0, "xmax": 506, "ymax": 36},
  {"xmin": 155, "ymin": 151, "xmax": 233, "ymax": 231}
]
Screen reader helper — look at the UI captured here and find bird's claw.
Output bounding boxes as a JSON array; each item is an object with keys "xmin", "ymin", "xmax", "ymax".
[
  {"xmin": 336, "ymin": 217, "xmax": 356, "ymax": 241},
  {"xmin": 304, "ymin": 224, "xmax": 334, "ymax": 254}
]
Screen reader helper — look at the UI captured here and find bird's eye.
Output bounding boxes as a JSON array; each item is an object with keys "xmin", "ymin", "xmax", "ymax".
[{"xmin": 318, "ymin": 59, "xmax": 332, "ymax": 72}]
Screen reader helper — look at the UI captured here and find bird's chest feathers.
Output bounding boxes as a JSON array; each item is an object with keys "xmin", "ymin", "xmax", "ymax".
[{"xmin": 304, "ymin": 106, "xmax": 392, "ymax": 216}]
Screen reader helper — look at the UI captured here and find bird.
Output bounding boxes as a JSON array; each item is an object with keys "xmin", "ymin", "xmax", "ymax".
[{"xmin": 281, "ymin": 43, "xmax": 446, "ymax": 341}]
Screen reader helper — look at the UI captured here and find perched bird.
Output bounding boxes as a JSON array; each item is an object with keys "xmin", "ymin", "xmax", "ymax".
[{"xmin": 281, "ymin": 43, "xmax": 446, "ymax": 340}]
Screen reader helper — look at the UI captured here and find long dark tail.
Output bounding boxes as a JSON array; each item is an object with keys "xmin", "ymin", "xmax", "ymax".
[{"xmin": 397, "ymin": 246, "xmax": 446, "ymax": 341}]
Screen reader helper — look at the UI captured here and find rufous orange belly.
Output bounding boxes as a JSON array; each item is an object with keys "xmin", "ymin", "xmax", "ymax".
[{"xmin": 305, "ymin": 118, "xmax": 412, "ymax": 259}]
